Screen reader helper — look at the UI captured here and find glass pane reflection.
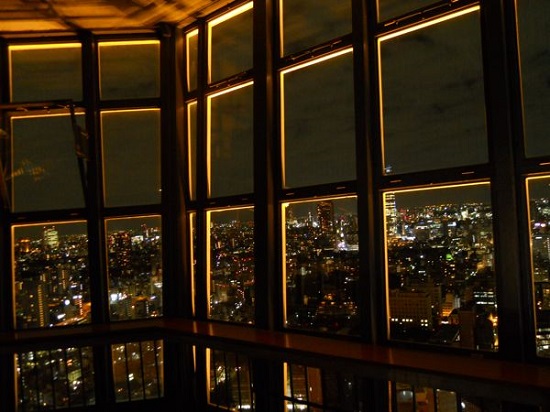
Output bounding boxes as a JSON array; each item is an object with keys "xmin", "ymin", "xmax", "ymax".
[
  {"xmin": 9, "ymin": 43, "xmax": 82, "ymax": 102},
  {"xmin": 187, "ymin": 30, "xmax": 199, "ymax": 92},
  {"xmin": 281, "ymin": 0, "xmax": 351, "ymax": 56},
  {"xmin": 385, "ymin": 184, "xmax": 497, "ymax": 350},
  {"xmin": 527, "ymin": 176, "xmax": 550, "ymax": 357},
  {"xmin": 282, "ymin": 50, "xmax": 355, "ymax": 188},
  {"xmin": 284, "ymin": 197, "xmax": 359, "ymax": 335},
  {"xmin": 111, "ymin": 340, "xmax": 164, "ymax": 402},
  {"xmin": 106, "ymin": 216, "xmax": 162, "ymax": 321},
  {"xmin": 11, "ymin": 113, "xmax": 86, "ymax": 212},
  {"xmin": 380, "ymin": 9, "xmax": 487, "ymax": 175},
  {"xmin": 208, "ymin": 84, "xmax": 254, "ymax": 198},
  {"xmin": 208, "ymin": 349, "xmax": 253, "ymax": 410},
  {"xmin": 99, "ymin": 40, "xmax": 160, "ymax": 100},
  {"xmin": 209, "ymin": 3, "xmax": 253, "ymax": 83},
  {"xmin": 14, "ymin": 221, "xmax": 91, "ymax": 329},
  {"xmin": 101, "ymin": 109, "xmax": 161, "ymax": 207},
  {"xmin": 17, "ymin": 346, "xmax": 95, "ymax": 410},
  {"xmin": 208, "ymin": 208, "xmax": 255, "ymax": 324},
  {"xmin": 188, "ymin": 102, "xmax": 197, "ymax": 201},
  {"xmin": 517, "ymin": 0, "xmax": 550, "ymax": 158}
]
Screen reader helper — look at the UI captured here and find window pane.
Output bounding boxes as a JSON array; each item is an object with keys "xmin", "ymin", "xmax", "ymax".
[
  {"xmin": 379, "ymin": 9, "xmax": 487, "ymax": 175},
  {"xmin": 208, "ymin": 208, "xmax": 255, "ymax": 323},
  {"xmin": 17, "ymin": 347, "xmax": 95, "ymax": 410},
  {"xmin": 377, "ymin": 0, "xmax": 438, "ymax": 22},
  {"xmin": 9, "ymin": 43, "xmax": 82, "ymax": 102},
  {"xmin": 208, "ymin": 349, "xmax": 253, "ymax": 410},
  {"xmin": 518, "ymin": 0, "xmax": 550, "ymax": 157},
  {"xmin": 111, "ymin": 340, "xmax": 164, "ymax": 403},
  {"xmin": 102, "ymin": 109, "xmax": 161, "ymax": 207},
  {"xmin": 281, "ymin": 0, "xmax": 351, "ymax": 56},
  {"xmin": 99, "ymin": 40, "xmax": 160, "ymax": 100},
  {"xmin": 527, "ymin": 176, "xmax": 550, "ymax": 357},
  {"xmin": 209, "ymin": 3, "xmax": 253, "ymax": 83},
  {"xmin": 187, "ymin": 30, "xmax": 199, "ymax": 92},
  {"xmin": 188, "ymin": 101, "xmax": 197, "ymax": 201},
  {"xmin": 208, "ymin": 84, "xmax": 253, "ymax": 197},
  {"xmin": 10, "ymin": 113, "xmax": 86, "ymax": 212},
  {"xmin": 284, "ymin": 197, "xmax": 359, "ymax": 334},
  {"xmin": 385, "ymin": 184, "xmax": 497, "ymax": 350},
  {"xmin": 282, "ymin": 50, "xmax": 355, "ymax": 188},
  {"xmin": 106, "ymin": 216, "xmax": 162, "ymax": 321},
  {"xmin": 14, "ymin": 221, "xmax": 90, "ymax": 329}
]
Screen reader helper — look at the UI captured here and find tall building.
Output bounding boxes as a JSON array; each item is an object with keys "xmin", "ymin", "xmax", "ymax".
[{"xmin": 0, "ymin": 1, "xmax": 548, "ymax": 411}]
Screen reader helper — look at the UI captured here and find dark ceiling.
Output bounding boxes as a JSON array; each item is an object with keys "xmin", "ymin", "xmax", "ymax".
[{"xmin": 0, "ymin": 0, "xmax": 233, "ymax": 35}]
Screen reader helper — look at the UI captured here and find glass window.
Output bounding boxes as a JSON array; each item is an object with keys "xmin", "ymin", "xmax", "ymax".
[
  {"xmin": 16, "ymin": 346, "xmax": 95, "ymax": 410},
  {"xmin": 187, "ymin": 30, "xmax": 199, "ymax": 92},
  {"xmin": 379, "ymin": 8, "xmax": 487, "ymax": 175},
  {"xmin": 111, "ymin": 340, "xmax": 164, "ymax": 402},
  {"xmin": 101, "ymin": 109, "xmax": 161, "ymax": 207},
  {"xmin": 188, "ymin": 101, "xmax": 197, "ymax": 201},
  {"xmin": 280, "ymin": 0, "xmax": 351, "ymax": 56},
  {"xmin": 9, "ymin": 43, "xmax": 82, "ymax": 102},
  {"xmin": 384, "ymin": 183, "xmax": 497, "ymax": 351},
  {"xmin": 10, "ymin": 113, "xmax": 86, "ymax": 212},
  {"xmin": 208, "ymin": 83, "xmax": 254, "ymax": 198},
  {"xmin": 526, "ymin": 176, "xmax": 550, "ymax": 357},
  {"xmin": 99, "ymin": 40, "xmax": 160, "ymax": 100},
  {"xmin": 190, "ymin": 212, "xmax": 197, "ymax": 316},
  {"xmin": 517, "ymin": 0, "xmax": 550, "ymax": 158},
  {"xmin": 207, "ymin": 349, "xmax": 253, "ymax": 410},
  {"xmin": 13, "ymin": 221, "xmax": 90, "ymax": 329},
  {"xmin": 208, "ymin": 2, "xmax": 253, "ymax": 83},
  {"xmin": 285, "ymin": 363, "xmax": 360, "ymax": 411},
  {"xmin": 106, "ymin": 216, "xmax": 162, "ymax": 321},
  {"xmin": 283, "ymin": 197, "xmax": 359, "ymax": 334},
  {"xmin": 377, "ymin": 0, "xmax": 438, "ymax": 23},
  {"xmin": 207, "ymin": 207, "xmax": 255, "ymax": 323},
  {"xmin": 282, "ymin": 50, "xmax": 356, "ymax": 188}
]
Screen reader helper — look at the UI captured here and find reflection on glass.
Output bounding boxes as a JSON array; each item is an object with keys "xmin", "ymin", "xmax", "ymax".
[
  {"xmin": 379, "ymin": 9, "xmax": 487, "ymax": 175},
  {"xmin": 208, "ymin": 349, "xmax": 253, "ymax": 410},
  {"xmin": 101, "ymin": 109, "xmax": 161, "ymax": 207},
  {"xmin": 377, "ymin": 0, "xmax": 438, "ymax": 22},
  {"xmin": 207, "ymin": 208, "xmax": 254, "ymax": 323},
  {"xmin": 190, "ymin": 212, "xmax": 197, "ymax": 316},
  {"xmin": 111, "ymin": 340, "xmax": 164, "ymax": 402},
  {"xmin": 282, "ymin": 50, "xmax": 355, "ymax": 188},
  {"xmin": 285, "ymin": 364, "xmax": 358, "ymax": 411},
  {"xmin": 14, "ymin": 221, "xmax": 90, "ymax": 329},
  {"xmin": 208, "ymin": 83, "xmax": 253, "ymax": 197},
  {"xmin": 106, "ymin": 216, "xmax": 162, "ymax": 321},
  {"xmin": 11, "ymin": 113, "xmax": 86, "ymax": 212},
  {"xmin": 517, "ymin": 0, "xmax": 550, "ymax": 157},
  {"xmin": 99, "ymin": 40, "xmax": 160, "ymax": 100},
  {"xmin": 385, "ymin": 184, "xmax": 497, "ymax": 350},
  {"xmin": 187, "ymin": 30, "xmax": 199, "ymax": 92},
  {"xmin": 527, "ymin": 176, "xmax": 550, "ymax": 357},
  {"xmin": 17, "ymin": 347, "xmax": 95, "ymax": 410},
  {"xmin": 209, "ymin": 2, "xmax": 253, "ymax": 83},
  {"xmin": 280, "ymin": 0, "xmax": 351, "ymax": 56},
  {"xmin": 9, "ymin": 43, "xmax": 82, "ymax": 102},
  {"xmin": 283, "ymin": 197, "xmax": 359, "ymax": 334},
  {"xmin": 188, "ymin": 101, "xmax": 197, "ymax": 201}
]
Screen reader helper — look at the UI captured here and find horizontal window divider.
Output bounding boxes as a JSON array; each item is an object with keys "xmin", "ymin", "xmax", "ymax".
[
  {"xmin": 279, "ymin": 181, "xmax": 357, "ymax": 201},
  {"xmin": 380, "ymin": 165, "xmax": 491, "ymax": 190},
  {"xmin": 278, "ymin": 34, "xmax": 354, "ymax": 69},
  {"xmin": 206, "ymin": 70, "xmax": 254, "ymax": 92}
]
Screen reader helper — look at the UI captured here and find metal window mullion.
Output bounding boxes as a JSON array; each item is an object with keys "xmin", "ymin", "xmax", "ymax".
[
  {"xmin": 154, "ymin": 339, "xmax": 162, "ymax": 397},
  {"xmin": 235, "ymin": 353, "xmax": 243, "ymax": 410},
  {"xmin": 62, "ymin": 348, "xmax": 72, "ymax": 409},
  {"xmin": 77, "ymin": 347, "xmax": 87, "ymax": 406}
]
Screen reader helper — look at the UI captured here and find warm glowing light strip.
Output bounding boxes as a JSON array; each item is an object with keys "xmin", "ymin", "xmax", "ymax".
[
  {"xmin": 205, "ymin": 212, "xmax": 212, "ymax": 318},
  {"xmin": 187, "ymin": 101, "xmax": 197, "ymax": 201},
  {"xmin": 9, "ymin": 43, "xmax": 81, "ymax": 51},
  {"xmin": 208, "ymin": 80, "xmax": 253, "ymax": 99},
  {"xmin": 10, "ymin": 112, "xmax": 80, "ymax": 121},
  {"xmin": 189, "ymin": 212, "xmax": 197, "ymax": 317},
  {"xmin": 100, "ymin": 108, "xmax": 160, "ymax": 116},
  {"xmin": 382, "ymin": 181, "xmax": 490, "ymax": 196},
  {"xmin": 280, "ymin": 47, "xmax": 353, "ymax": 75},
  {"xmin": 378, "ymin": 5, "xmax": 480, "ymax": 42},
  {"xmin": 98, "ymin": 40, "xmax": 159, "ymax": 48},
  {"xmin": 208, "ymin": 1, "xmax": 253, "ymax": 28}
]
